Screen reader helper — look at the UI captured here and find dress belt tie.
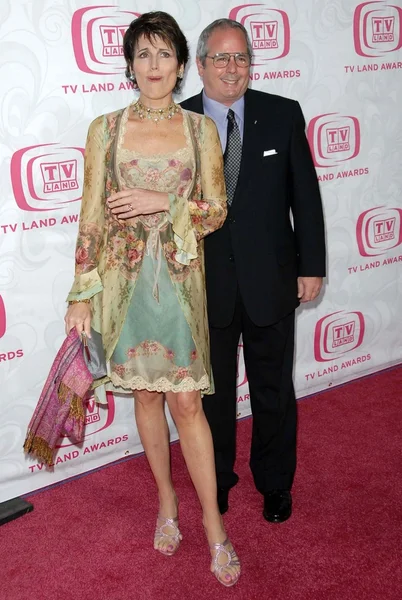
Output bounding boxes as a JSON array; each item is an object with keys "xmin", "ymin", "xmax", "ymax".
[{"xmin": 145, "ymin": 228, "xmax": 162, "ymax": 303}]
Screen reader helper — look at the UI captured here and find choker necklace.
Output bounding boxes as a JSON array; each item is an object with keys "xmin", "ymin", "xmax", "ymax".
[{"xmin": 132, "ymin": 100, "xmax": 180, "ymax": 123}]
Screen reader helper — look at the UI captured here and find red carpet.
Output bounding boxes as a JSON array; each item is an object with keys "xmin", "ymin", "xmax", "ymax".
[{"xmin": 1, "ymin": 367, "xmax": 401, "ymax": 600}]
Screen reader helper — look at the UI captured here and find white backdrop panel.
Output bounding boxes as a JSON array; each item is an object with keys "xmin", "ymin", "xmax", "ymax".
[{"xmin": 1, "ymin": 0, "xmax": 401, "ymax": 501}]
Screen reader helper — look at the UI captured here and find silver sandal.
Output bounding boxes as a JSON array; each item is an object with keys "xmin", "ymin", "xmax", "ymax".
[
  {"xmin": 154, "ymin": 516, "xmax": 182, "ymax": 556},
  {"xmin": 210, "ymin": 538, "xmax": 241, "ymax": 587}
]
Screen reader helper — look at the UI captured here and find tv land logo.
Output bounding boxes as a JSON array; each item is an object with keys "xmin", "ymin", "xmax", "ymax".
[
  {"xmin": 314, "ymin": 311, "xmax": 365, "ymax": 362},
  {"xmin": 307, "ymin": 113, "xmax": 361, "ymax": 168},
  {"xmin": 356, "ymin": 207, "xmax": 402, "ymax": 256},
  {"xmin": 372, "ymin": 15, "xmax": 395, "ymax": 42},
  {"xmin": 229, "ymin": 5, "xmax": 290, "ymax": 64},
  {"xmin": 72, "ymin": 6, "xmax": 140, "ymax": 74},
  {"xmin": 59, "ymin": 393, "xmax": 116, "ymax": 448},
  {"xmin": 354, "ymin": 2, "xmax": 402, "ymax": 57},
  {"xmin": 85, "ymin": 397, "xmax": 101, "ymax": 425},
  {"xmin": 0, "ymin": 296, "xmax": 6, "ymax": 339},
  {"xmin": 10, "ymin": 144, "xmax": 84, "ymax": 211}
]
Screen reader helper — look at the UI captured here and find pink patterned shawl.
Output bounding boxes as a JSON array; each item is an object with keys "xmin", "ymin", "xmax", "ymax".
[{"xmin": 23, "ymin": 328, "xmax": 93, "ymax": 466}]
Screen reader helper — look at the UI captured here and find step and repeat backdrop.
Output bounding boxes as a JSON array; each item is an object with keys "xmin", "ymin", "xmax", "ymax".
[{"xmin": 1, "ymin": 0, "xmax": 401, "ymax": 501}]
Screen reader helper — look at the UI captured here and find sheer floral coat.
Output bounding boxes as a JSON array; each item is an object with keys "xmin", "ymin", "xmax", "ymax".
[{"xmin": 67, "ymin": 106, "xmax": 227, "ymax": 392}]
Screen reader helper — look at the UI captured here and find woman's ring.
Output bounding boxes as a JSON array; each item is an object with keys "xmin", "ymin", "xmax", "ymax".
[{"xmin": 127, "ymin": 203, "xmax": 133, "ymax": 212}]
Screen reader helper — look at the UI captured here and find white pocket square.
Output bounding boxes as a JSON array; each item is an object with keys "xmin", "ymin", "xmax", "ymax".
[{"xmin": 263, "ymin": 149, "xmax": 277, "ymax": 156}]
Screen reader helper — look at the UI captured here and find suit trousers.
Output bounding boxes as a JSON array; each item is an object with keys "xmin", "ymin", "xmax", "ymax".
[{"xmin": 203, "ymin": 289, "xmax": 297, "ymax": 495}]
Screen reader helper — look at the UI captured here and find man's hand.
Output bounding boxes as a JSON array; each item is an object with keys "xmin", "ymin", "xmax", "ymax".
[{"xmin": 297, "ymin": 276, "xmax": 323, "ymax": 303}]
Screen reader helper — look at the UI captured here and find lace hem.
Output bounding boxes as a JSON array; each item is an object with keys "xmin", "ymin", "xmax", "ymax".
[{"xmin": 109, "ymin": 373, "xmax": 210, "ymax": 393}]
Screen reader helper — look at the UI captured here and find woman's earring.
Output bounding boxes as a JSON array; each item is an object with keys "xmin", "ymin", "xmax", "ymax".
[{"xmin": 177, "ymin": 67, "xmax": 184, "ymax": 79}]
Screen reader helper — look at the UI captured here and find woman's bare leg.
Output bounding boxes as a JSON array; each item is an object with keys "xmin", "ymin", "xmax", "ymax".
[
  {"xmin": 166, "ymin": 390, "xmax": 240, "ymax": 584},
  {"xmin": 134, "ymin": 390, "xmax": 180, "ymax": 554}
]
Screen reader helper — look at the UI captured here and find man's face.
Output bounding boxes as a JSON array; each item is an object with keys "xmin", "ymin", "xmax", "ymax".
[{"xmin": 196, "ymin": 27, "xmax": 250, "ymax": 106}]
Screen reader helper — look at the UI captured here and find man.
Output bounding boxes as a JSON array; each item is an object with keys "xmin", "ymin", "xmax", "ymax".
[{"xmin": 182, "ymin": 19, "xmax": 325, "ymax": 523}]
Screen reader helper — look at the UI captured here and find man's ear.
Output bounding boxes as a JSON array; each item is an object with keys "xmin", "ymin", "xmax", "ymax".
[{"xmin": 196, "ymin": 57, "xmax": 204, "ymax": 78}]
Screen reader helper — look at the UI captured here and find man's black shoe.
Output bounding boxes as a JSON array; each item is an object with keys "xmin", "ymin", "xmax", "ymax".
[
  {"xmin": 217, "ymin": 488, "xmax": 229, "ymax": 515},
  {"xmin": 263, "ymin": 490, "xmax": 292, "ymax": 523}
]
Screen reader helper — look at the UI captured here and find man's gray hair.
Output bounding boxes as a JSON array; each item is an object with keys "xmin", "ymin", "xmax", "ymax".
[{"xmin": 196, "ymin": 18, "xmax": 253, "ymax": 65}]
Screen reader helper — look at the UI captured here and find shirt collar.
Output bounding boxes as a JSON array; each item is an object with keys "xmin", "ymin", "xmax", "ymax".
[{"xmin": 202, "ymin": 90, "xmax": 245, "ymax": 125}]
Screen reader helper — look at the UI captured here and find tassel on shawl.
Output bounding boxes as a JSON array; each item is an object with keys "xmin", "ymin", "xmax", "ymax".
[
  {"xmin": 23, "ymin": 383, "xmax": 86, "ymax": 467},
  {"xmin": 23, "ymin": 434, "xmax": 54, "ymax": 466}
]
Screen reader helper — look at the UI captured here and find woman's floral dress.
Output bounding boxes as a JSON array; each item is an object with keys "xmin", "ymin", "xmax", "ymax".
[
  {"xmin": 111, "ymin": 115, "xmax": 208, "ymax": 392},
  {"xmin": 67, "ymin": 105, "xmax": 227, "ymax": 395}
]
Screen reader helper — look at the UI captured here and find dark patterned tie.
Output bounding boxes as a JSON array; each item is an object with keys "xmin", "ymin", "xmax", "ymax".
[{"xmin": 224, "ymin": 109, "xmax": 242, "ymax": 206}]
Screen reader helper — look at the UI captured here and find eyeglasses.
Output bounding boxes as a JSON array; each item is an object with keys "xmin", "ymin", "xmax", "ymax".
[{"xmin": 206, "ymin": 53, "xmax": 251, "ymax": 68}]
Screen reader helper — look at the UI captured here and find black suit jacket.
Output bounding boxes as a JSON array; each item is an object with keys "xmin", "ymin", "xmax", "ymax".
[{"xmin": 181, "ymin": 88, "xmax": 326, "ymax": 328}]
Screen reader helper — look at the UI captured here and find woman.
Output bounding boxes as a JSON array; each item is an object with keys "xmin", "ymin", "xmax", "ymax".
[{"xmin": 65, "ymin": 11, "xmax": 240, "ymax": 587}]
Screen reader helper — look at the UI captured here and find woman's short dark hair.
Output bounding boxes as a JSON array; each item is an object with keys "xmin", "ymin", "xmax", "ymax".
[{"xmin": 123, "ymin": 11, "xmax": 189, "ymax": 93}]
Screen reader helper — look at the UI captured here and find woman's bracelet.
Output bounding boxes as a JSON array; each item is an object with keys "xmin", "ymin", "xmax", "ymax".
[{"xmin": 68, "ymin": 299, "xmax": 91, "ymax": 305}]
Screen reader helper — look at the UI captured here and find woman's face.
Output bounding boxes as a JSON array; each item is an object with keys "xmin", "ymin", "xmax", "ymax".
[{"xmin": 131, "ymin": 34, "xmax": 180, "ymax": 105}]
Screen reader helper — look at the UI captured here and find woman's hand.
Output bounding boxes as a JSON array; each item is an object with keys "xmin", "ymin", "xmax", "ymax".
[
  {"xmin": 64, "ymin": 303, "xmax": 91, "ymax": 337},
  {"xmin": 107, "ymin": 188, "xmax": 169, "ymax": 220}
]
